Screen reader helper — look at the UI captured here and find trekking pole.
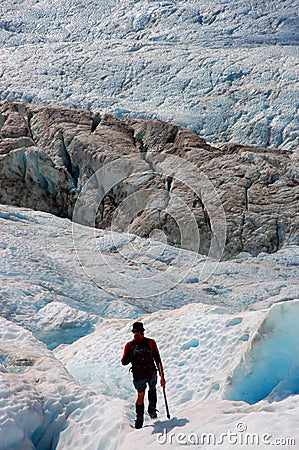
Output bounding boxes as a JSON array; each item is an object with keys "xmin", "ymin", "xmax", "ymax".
[{"xmin": 158, "ymin": 362, "xmax": 170, "ymax": 419}]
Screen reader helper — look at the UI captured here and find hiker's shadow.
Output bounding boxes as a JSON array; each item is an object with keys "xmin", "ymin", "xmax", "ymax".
[{"xmin": 151, "ymin": 417, "xmax": 189, "ymax": 434}]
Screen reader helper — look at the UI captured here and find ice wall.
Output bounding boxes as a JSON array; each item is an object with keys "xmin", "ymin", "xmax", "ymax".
[{"xmin": 225, "ymin": 300, "xmax": 299, "ymax": 404}]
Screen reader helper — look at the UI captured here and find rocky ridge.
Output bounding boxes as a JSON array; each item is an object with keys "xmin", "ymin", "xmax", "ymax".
[{"xmin": 0, "ymin": 101, "xmax": 298, "ymax": 258}]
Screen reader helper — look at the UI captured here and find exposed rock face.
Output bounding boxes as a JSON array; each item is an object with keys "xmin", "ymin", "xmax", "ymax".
[{"xmin": 0, "ymin": 101, "xmax": 298, "ymax": 258}]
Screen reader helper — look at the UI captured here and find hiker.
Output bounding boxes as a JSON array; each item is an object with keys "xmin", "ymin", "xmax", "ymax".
[{"xmin": 121, "ymin": 321, "xmax": 166, "ymax": 429}]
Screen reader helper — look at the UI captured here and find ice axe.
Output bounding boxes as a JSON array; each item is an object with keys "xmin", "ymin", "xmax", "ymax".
[{"xmin": 158, "ymin": 362, "xmax": 170, "ymax": 419}]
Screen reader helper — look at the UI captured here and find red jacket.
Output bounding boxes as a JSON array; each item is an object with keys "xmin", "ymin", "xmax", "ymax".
[{"xmin": 121, "ymin": 335, "xmax": 163, "ymax": 380}]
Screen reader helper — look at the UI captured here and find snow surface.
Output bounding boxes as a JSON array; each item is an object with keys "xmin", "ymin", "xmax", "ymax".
[
  {"xmin": 0, "ymin": 203, "xmax": 299, "ymax": 449},
  {"xmin": 0, "ymin": 0, "xmax": 298, "ymax": 150},
  {"xmin": 0, "ymin": 316, "xmax": 92, "ymax": 450}
]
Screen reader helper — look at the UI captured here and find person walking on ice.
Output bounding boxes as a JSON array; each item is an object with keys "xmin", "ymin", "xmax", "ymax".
[{"xmin": 121, "ymin": 321, "xmax": 166, "ymax": 429}]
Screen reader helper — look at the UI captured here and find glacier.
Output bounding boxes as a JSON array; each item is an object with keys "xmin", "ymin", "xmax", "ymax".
[
  {"xmin": 0, "ymin": 204, "xmax": 299, "ymax": 449},
  {"xmin": 0, "ymin": 0, "xmax": 299, "ymax": 447},
  {"xmin": 0, "ymin": 0, "xmax": 298, "ymax": 150}
]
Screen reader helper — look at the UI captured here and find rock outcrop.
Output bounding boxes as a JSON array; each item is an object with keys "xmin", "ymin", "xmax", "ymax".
[{"xmin": 0, "ymin": 101, "xmax": 298, "ymax": 258}]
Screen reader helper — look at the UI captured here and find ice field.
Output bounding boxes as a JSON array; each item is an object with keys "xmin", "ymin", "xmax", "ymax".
[
  {"xmin": 1, "ymin": 0, "xmax": 298, "ymax": 150},
  {"xmin": 1, "ymin": 0, "xmax": 299, "ymax": 447},
  {"xmin": 0, "ymin": 204, "xmax": 298, "ymax": 449}
]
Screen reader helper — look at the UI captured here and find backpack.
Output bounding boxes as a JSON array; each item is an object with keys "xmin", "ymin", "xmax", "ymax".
[{"xmin": 130, "ymin": 338, "xmax": 156, "ymax": 380}]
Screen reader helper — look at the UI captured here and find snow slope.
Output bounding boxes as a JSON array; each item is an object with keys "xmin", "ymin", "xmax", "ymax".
[
  {"xmin": 0, "ymin": 316, "xmax": 92, "ymax": 450},
  {"xmin": 0, "ymin": 204, "xmax": 299, "ymax": 449},
  {"xmin": 55, "ymin": 301, "xmax": 299, "ymax": 450},
  {"xmin": 0, "ymin": 0, "xmax": 298, "ymax": 150}
]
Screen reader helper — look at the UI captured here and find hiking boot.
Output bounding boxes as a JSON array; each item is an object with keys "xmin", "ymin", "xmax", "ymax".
[
  {"xmin": 148, "ymin": 408, "xmax": 158, "ymax": 419},
  {"xmin": 135, "ymin": 403, "xmax": 144, "ymax": 429},
  {"xmin": 148, "ymin": 388, "xmax": 158, "ymax": 419}
]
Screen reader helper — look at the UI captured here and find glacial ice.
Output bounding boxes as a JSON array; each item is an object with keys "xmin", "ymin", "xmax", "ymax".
[
  {"xmin": 0, "ymin": 204, "xmax": 298, "ymax": 449},
  {"xmin": 0, "ymin": 0, "xmax": 298, "ymax": 150}
]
